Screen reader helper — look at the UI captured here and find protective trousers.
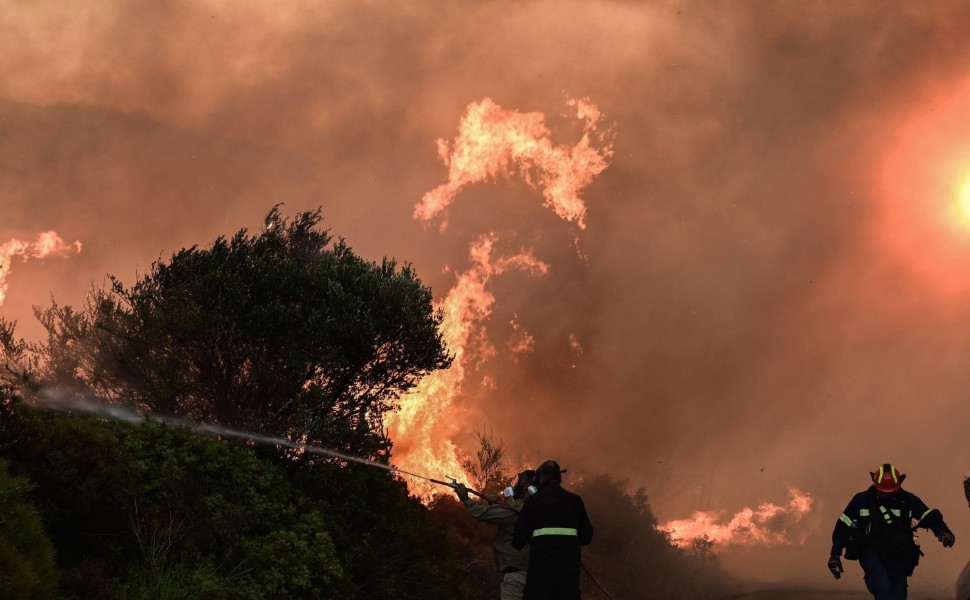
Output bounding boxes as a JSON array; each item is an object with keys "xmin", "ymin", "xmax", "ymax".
[
  {"xmin": 859, "ymin": 547, "xmax": 908, "ymax": 600},
  {"xmin": 501, "ymin": 571, "xmax": 526, "ymax": 600},
  {"xmin": 522, "ymin": 566, "xmax": 581, "ymax": 600}
]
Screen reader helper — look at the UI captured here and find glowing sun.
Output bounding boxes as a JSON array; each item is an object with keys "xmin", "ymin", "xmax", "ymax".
[{"xmin": 879, "ymin": 79, "xmax": 970, "ymax": 292}]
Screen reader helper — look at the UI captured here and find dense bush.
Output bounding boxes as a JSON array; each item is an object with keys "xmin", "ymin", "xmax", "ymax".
[
  {"xmin": 0, "ymin": 411, "xmax": 351, "ymax": 599},
  {"xmin": 0, "ymin": 458, "xmax": 59, "ymax": 600}
]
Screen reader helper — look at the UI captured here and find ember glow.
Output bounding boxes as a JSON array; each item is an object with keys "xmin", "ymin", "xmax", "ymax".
[
  {"xmin": 389, "ymin": 97, "xmax": 611, "ymax": 497},
  {"xmin": 660, "ymin": 488, "xmax": 814, "ymax": 549},
  {"xmin": 0, "ymin": 231, "xmax": 81, "ymax": 308},
  {"xmin": 414, "ymin": 96, "xmax": 614, "ymax": 229}
]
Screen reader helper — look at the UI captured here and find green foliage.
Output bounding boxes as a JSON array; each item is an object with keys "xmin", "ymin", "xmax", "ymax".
[
  {"xmin": 0, "ymin": 458, "xmax": 59, "ymax": 600},
  {"xmin": 0, "ymin": 318, "xmax": 37, "ymax": 415},
  {"xmin": 0, "ymin": 412, "xmax": 352, "ymax": 600},
  {"xmin": 35, "ymin": 207, "xmax": 451, "ymax": 460},
  {"xmin": 292, "ymin": 464, "xmax": 471, "ymax": 600},
  {"xmin": 427, "ymin": 494, "xmax": 502, "ymax": 599}
]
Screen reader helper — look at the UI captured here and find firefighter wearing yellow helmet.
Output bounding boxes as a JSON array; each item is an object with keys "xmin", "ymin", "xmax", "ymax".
[{"xmin": 828, "ymin": 463, "xmax": 955, "ymax": 600}]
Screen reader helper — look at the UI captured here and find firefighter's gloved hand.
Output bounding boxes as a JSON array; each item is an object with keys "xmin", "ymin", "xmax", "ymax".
[
  {"xmin": 827, "ymin": 556, "xmax": 843, "ymax": 580},
  {"xmin": 454, "ymin": 483, "xmax": 470, "ymax": 502},
  {"xmin": 938, "ymin": 528, "xmax": 956, "ymax": 548}
]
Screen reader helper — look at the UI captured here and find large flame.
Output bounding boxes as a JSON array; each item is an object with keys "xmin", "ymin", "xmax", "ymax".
[
  {"xmin": 0, "ymin": 231, "xmax": 82, "ymax": 308},
  {"xmin": 414, "ymin": 96, "xmax": 614, "ymax": 229},
  {"xmin": 390, "ymin": 97, "xmax": 612, "ymax": 498},
  {"xmin": 660, "ymin": 487, "xmax": 814, "ymax": 549},
  {"xmin": 385, "ymin": 236, "xmax": 548, "ymax": 498}
]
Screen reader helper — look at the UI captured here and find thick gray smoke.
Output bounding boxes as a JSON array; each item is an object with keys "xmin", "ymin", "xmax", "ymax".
[{"xmin": 4, "ymin": 1, "xmax": 970, "ymax": 592}]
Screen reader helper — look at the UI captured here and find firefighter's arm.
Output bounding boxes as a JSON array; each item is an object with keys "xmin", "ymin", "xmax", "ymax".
[
  {"xmin": 577, "ymin": 499, "xmax": 593, "ymax": 546},
  {"xmin": 464, "ymin": 499, "xmax": 518, "ymax": 525},
  {"xmin": 831, "ymin": 497, "xmax": 862, "ymax": 558},
  {"xmin": 916, "ymin": 507, "xmax": 955, "ymax": 547},
  {"xmin": 831, "ymin": 516, "xmax": 853, "ymax": 557}
]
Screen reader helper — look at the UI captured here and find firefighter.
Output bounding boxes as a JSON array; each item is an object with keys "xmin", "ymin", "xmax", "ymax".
[
  {"xmin": 511, "ymin": 460, "xmax": 593, "ymax": 600},
  {"xmin": 828, "ymin": 463, "xmax": 955, "ymax": 600},
  {"xmin": 455, "ymin": 470, "xmax": 536, "ymax": 600}
]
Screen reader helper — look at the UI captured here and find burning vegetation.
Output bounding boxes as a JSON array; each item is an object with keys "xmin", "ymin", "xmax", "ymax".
[
  {"xmin": 0, "ymin": 231, "xmax": 81, "ymax": 308},
  {"xmin": 388, "ymin": 96, "xmax": 614, "ymax": 499}
]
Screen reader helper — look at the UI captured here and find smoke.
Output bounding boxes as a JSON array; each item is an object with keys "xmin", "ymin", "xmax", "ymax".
[{"xmin": 6, "ymin": 0, "xmax": 970, "ymax": 589}]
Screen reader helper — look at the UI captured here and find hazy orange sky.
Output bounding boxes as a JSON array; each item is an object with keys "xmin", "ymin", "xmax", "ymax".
[{"xmin": 5, "ymin": 1, "xmax": 970, "ymax": 591}]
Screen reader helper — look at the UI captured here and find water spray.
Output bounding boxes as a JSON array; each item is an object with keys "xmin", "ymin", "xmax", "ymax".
[{"xmin": 27, "ymin": 388, "xmax": 482, "ymax": 496}]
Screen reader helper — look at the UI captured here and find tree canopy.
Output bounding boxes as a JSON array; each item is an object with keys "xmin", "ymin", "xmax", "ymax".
[{"xmin": 35, "ymin": 207, "xmax": 450, "ymax": 460}]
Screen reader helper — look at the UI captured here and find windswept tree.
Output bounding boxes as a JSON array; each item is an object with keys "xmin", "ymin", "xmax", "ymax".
[{"xmin": 36, "ymin": 207, "xmax": 451, "ymax": 460}]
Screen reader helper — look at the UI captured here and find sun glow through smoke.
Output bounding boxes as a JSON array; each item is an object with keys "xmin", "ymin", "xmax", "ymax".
[{"xmin": 880, "ymin": 77, "xmax": 970, "ymax": 292}]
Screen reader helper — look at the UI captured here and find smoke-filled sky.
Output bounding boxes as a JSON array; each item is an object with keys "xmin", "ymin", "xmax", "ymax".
[{"xmin": 6, "ymin": 0, "xmax": 970, "ymax": 591}]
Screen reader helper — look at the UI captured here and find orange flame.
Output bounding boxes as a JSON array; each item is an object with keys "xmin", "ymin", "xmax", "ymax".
[
  {"xmin": 0, "ymin": 231, "xmax": 82, "ymax": 307},
  {"xmin": 415, "ymin": 96, "xmax": 614, "ymax": 229},
  {"xmin": 660, "ymin": 487, "xmax": 814, "ymax": 549},
  {"xmin": 392, "ymin": 96, "xmax": 611, "ymax": 500},
  {"xmin": 385, "ymin": 236, "xmax": 548, "ymax": 498}
]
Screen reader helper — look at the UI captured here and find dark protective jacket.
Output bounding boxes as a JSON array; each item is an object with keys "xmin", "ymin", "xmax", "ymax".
[
  {"xmin": 511, "ymin": 482, "xmax": 593, "ymax": 572},
  {"xmin": 830, "ymin": 485, "xmax": 948, "ymax": 560},
  {"xmin": 463, "ymin": 497, "xmax": 530, "ymax": 573}
]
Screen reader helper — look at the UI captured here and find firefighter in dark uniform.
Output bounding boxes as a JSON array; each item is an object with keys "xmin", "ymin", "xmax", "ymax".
[
  {"xmin": 511, "ymin": 460, "xmax": 593, "ymax": 600},
  {"xmin": 828, "ymin": 463, "xmax": 955, "ymax": 600}
]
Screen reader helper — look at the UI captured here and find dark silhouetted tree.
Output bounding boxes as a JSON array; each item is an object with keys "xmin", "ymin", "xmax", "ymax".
[{"xmin": 34, "ymin": 207, "xmax": 451, "ymax": 461}]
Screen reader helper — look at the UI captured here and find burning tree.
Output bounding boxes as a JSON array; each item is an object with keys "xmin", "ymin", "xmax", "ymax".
[{"xmin": 33, "ymin": 207, "xmax": 452, "ymax": 461}]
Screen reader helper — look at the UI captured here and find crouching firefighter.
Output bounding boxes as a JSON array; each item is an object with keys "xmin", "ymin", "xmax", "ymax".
[
  {"xmin": 455, "ymin": 470, "xmax": 537, "ymax": 600},
  {"xmin": 828, "ymin": 463, "xmax": 955, "ymax": 600}
]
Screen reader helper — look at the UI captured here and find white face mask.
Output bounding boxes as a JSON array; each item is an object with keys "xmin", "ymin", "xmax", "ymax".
[{"xmin": 504, "ymin": 484, "xmax": 538, "ymax": 499}]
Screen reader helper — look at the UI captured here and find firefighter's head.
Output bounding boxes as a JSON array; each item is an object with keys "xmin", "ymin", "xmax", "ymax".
[
  {"xmin": 536, "ymin": 460, "xmax": 565, "ymax": 487},
  {"xmin": 512, "ymin": 469, "xmax": 536, "ymax": 500},
  {"xmin": 871, "ymin": 463, "xmax": 905, "ymax": 495}
]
